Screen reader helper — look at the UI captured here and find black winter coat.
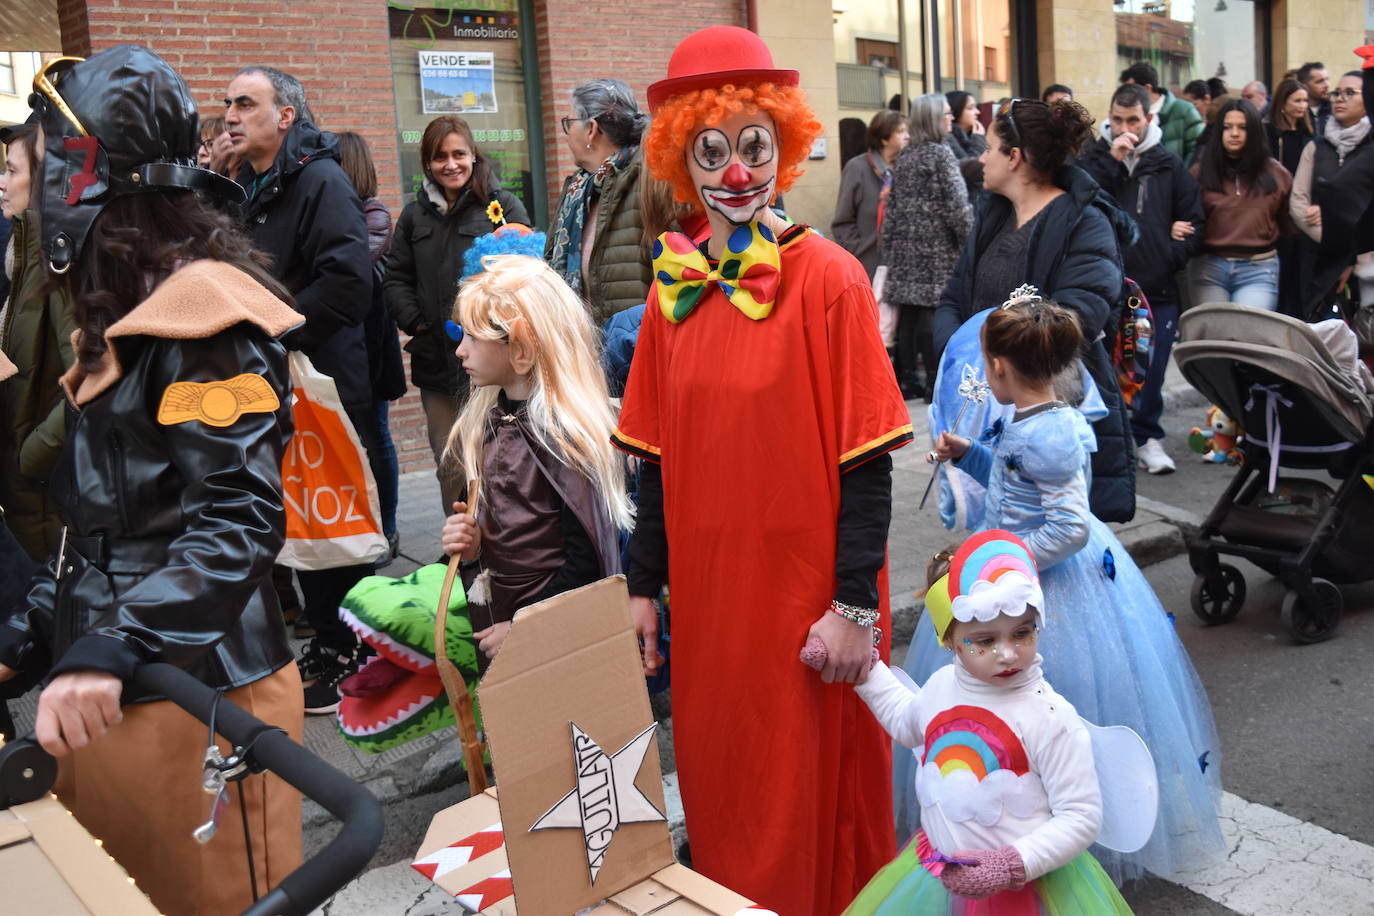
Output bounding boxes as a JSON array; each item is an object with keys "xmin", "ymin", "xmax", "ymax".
[
  {"xmin": 237, "ymin": 121, "xmax": 373, "ymax": 408},
  {"xmin": 1079, "ymin": 138, "xmax": 1204, "ymax": 302},
  {"xmin": 0, "ymin": 262, "xmax": 301, "ymax": 696},
  {"xmin": 384, "ymin": 182, "xmax": 529, "ymax": 395},
  {"xmin": 935, "ymin": 165, "xmax": 1139, "ymax": 522}
]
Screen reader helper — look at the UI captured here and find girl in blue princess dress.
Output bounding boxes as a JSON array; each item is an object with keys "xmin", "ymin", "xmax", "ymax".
[{"xmin": 907, "ymin": 294, "xmax": 1225, "ymax": 884}]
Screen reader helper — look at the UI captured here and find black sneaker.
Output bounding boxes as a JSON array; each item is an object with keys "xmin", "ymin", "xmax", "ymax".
[
  {"xmin": 296, "ymin": 638, "xmax": 337, "ymax": 686},
  {"xmin": 302, "ymin": 648, "xmax": 360, "ymax": 715}
]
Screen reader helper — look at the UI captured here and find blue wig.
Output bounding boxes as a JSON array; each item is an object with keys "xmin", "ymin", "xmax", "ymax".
[{"xmin": 460, "ymin": 226, "xmax": 548, "ymax": 280}]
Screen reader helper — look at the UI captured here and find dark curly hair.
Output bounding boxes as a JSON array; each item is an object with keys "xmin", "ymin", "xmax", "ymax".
[
  {"xmin": 991, "ymin": 99, "xmax": 1094, "ymax": 179},
  {"xmin": 69, "ymin": 192, "xmax": 291, "ymax": 372}
]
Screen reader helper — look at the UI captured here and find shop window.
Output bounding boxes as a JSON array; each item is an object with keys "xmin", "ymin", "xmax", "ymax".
[
  {"xmin": 388, "ymin": 2, "xmax": 536, "ymax": 216},
  {"xmin": 0, "ymin": 54, "xmax": 14, "ymax": 97}
]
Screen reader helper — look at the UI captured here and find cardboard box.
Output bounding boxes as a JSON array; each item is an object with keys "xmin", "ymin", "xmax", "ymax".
[
  {"xmin": 413, "ymin": 577, "xmax": 758, "ymax": 915},
  {"xmin": 0, "ymin": 795, "xmax": 159, "ymax": 915}
]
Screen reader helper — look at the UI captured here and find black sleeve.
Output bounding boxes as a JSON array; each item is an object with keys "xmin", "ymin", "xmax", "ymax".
[
  {"xmin": 626, "ymin": 460, "xmax": 667, "ymax": 598},
  {"xmin": 834, "ymin": 453, "xmax": 893, "ymax": 609},
  {"xmin": 282, "ymin": 165, "xmax": 372, "ymax": 352},
  {"xmin": 531, "ymin": 499, "xmax": 600, "ymax": 605}
]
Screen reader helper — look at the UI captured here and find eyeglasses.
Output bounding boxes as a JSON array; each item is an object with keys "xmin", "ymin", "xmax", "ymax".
[
  {"xmin": 1332, "ymin": 88, "xmax": 1364, "ymax": 101},
  {"xmin": 199, "ymin": 138, "xmax": 214, "ymax": 151},
  {"xmin": 560, "ymin": 116, "xmax": 588, "ymax": 135}
]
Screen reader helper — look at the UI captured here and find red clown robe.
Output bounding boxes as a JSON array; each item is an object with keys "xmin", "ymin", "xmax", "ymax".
[{"xmin": 614, "ymin": 226, "xmax": 912, "ymax": 914}]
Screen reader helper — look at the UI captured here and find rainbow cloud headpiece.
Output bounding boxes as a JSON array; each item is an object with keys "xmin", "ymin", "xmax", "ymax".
[{"xmin": 925, "ymin": 530, "xmax": 1044, "ymax": 643}]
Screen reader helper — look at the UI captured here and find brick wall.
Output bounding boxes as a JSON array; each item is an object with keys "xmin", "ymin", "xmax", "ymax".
[
  {"xmin": 59, "ymin": 0, "xmax": 743, "ymax": 475},
  {"xmin": 533, "ymin": 0, "xmax": 746, "ymax": 216}
]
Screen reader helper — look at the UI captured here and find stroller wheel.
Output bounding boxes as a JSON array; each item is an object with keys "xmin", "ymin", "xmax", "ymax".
[
  {"xmin": 1190, "ymin": 564, "xmax": 1246, "ymax": 625},
  {"xmin": 1280, "ymin": 579, "xmax": 1342, "ymax": 644}
]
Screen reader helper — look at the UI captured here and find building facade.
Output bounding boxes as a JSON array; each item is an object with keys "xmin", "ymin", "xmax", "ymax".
[{"xmin": 1, "ymin": 0, "xmax": 1369, "ymax": 472}]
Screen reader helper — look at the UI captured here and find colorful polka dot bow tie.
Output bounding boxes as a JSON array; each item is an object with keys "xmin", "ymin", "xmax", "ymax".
[{"xmin": 651, "ymin": 222, "xmax": 783, "ymax": 323}]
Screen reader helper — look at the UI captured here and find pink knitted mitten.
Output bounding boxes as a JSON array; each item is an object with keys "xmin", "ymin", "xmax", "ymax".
[{"xmin": 938, "ymin": 846, "xmax": 1027, "ymax": 899}]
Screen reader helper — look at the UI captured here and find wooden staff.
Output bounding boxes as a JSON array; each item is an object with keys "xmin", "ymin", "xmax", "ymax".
[{"xmin": 434, "ymin": 480, "xmax": 488, "ymax": 794}]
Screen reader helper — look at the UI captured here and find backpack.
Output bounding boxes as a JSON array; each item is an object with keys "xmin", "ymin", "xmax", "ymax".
[{"xmin": 1111, "ymin": 277, "xmax": 1154, "ymax": 406}]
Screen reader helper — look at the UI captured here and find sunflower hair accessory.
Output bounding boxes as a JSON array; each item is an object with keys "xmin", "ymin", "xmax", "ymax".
[
  {"xmin": 486, "ymin": 199, "xmax": 505, "ymax": 226},
  {"xmin": 1000, "ymin": 284, "xmax": 1043, "ymax": 310}
]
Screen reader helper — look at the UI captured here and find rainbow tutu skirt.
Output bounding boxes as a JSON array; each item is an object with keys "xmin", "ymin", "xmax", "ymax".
[{"xmin": 843, "ymin": 832, "xmax": 1133, "ymax": 916}]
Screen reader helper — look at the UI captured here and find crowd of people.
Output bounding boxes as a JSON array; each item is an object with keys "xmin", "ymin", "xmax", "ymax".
[
  {"xmin": 0, "ymin": 25, "xmax": 1371, "ymax": 916},
  {"xmin": 839, "ymin": 58, "xmax": 1371, "ymax": 476}
]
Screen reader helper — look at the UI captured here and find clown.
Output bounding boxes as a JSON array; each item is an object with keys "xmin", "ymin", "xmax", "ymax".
[{"xmin": 613, "ymin": 26, "xmax": 913, "ymax": 914}]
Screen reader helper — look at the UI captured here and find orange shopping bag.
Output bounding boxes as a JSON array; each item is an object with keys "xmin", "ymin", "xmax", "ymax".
[{"xmin": 278, "ymin": 352, "xmax": 389, "ymax": 570}]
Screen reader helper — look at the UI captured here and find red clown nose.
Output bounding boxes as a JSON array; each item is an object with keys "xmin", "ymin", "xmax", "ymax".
[{"xmin": 722, "ymin": 162, "xmax": 752, "ymax": 190}]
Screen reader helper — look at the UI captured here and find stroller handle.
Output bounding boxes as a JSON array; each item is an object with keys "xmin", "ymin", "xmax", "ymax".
[{"xmin": 130, "ymin": 663, "xmax": 384, "ymax": 916}]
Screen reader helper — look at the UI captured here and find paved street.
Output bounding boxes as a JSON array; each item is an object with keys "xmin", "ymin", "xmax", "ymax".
[{"xmin": 8, "ymin": 366, "xmax": 1373, "ymax": 915}]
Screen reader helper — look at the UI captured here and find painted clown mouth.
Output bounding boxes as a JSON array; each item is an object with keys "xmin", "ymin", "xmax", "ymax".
[{"xmin": 702, "ymin": 179, "xmax": 774, "ymax": 211}]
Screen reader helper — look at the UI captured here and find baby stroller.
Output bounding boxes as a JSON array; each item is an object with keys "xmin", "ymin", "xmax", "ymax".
[{"xmin": 1173, "ymin": 303, "xmax": 1374, "ymax": 643}]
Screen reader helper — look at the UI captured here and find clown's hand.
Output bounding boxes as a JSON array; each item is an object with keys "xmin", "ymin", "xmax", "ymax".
[
  {"xmin": 938, "ymin": 846, "xmax": 1027, "ymax": 899},
  {"xmin": 806, "ymin": 611, "xmax": 872, "ymax": 685}
]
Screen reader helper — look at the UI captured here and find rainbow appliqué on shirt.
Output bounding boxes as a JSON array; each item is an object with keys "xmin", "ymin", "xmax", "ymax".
[{"xmin": 916, "ymin": 705, "xmax": 1047, "ymax": 824}]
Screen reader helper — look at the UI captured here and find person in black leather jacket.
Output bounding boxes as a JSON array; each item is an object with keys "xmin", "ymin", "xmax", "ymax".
[{"xmin": 0, "ymin": 46, "xmax": 305, "ymax": 914}]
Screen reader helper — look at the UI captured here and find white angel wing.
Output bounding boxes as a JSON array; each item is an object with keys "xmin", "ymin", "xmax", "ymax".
[{"xmin": 1080, "ymin": 717, "xmax": 1159, "ymax": 853}]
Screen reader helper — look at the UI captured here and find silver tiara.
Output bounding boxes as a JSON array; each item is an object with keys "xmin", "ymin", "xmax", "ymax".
[{"xmin": 1000, "ymin": 284, "xmax": 1043, "ymax": 309}]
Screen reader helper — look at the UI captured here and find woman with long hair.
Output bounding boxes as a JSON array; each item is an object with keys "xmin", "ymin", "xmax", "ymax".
[
  {"xmin": 881, "ymin": 93, "xmax": 971, "ymax": 399},
  {"xmin": 1266, "ymin": 80, "xmax": 1315, "ymax": 314},
  {"xmin": 384, "ymin": 115, "xmax": 528, "ymax": 519},
  {"xmin": 0, "ymin": 122, "xmax": 78, "ymax": 561},
  {"xmin": 934, "ymin": 97, "xmax": 1138, "ymax": 522},
  {"xmin": 0, "ymin": 47, "xmax": 303, "ymax": 914},
  {"xmin": 1189, "ymin": 98, "xmax": 1293, "ymax": 311}
]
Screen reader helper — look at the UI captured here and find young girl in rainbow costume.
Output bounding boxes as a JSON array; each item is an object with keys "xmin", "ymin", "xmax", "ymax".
[
  {"xmin": 847, "ymin": 530, "xmax": 1132, "ymax": 914},
  {"xmin": 440, "ymin": 242, "xmax": 632, "ymax": 668},
  {"xmin": 904, "ymin": 293, "xmax": 1224, "ymax": 883}
]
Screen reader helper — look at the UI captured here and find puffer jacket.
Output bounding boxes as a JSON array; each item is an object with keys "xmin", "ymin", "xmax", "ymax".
[
  {"xmin": 0, "ymin": 261, "xmax": 302, "ymax": 696},
  {"xmin": 237, "ymin": 120, "xmax": 372, "ymax": 408},
  {"xmin": 1157, "ymin": 89, "xmax": 1204, "ymax": 164},
  {"xmin": 935, "ymin": 164, "xmax": 1138, "ymax": 522},
  {"xmin": 881, "ymin": 140, "xmax": 972, "ymax": 305},
  {"xmin": 1, "ymin": 211, "xmax": 78, "ymax": 560},
  {"xmin": 385, "ymin": 180, "xmax": 528, "ymax": 395},
  {"xmin": 548, "ymin": 151, "xmax": 651, "ymax": 326}
]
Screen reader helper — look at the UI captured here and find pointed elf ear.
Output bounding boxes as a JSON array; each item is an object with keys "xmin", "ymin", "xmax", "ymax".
[{"xmin": 506, "ymin": 316, "xmax": 538, "ymax": 376}]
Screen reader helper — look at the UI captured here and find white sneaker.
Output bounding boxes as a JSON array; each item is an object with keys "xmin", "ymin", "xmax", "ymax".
[{"xmin": 1137, "ymin": 438, "xmax": 1176, "ymax": 475}]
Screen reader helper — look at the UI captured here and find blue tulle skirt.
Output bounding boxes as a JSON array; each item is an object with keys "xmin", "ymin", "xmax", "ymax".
[
  {"xmin": 843, "ymin": 832, "xmax": 1133, "ymax": 915},
  {"xmin": 896, "ymin": 520, "xmax": 1225, "ymax": 884}
]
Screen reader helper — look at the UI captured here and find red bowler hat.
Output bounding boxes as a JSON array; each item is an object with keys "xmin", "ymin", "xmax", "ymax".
[{"xmin": 647, "ymin": 26, "xmax": 799, "ymax": 111}]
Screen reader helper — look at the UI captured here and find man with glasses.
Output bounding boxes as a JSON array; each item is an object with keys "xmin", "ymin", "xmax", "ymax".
[{"xmin": 1120, "ymin": 61, "xmax": 1203, "ymax": 163}]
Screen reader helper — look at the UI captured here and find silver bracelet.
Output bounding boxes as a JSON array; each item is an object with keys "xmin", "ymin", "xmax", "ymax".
[{"xmin": 828, "ymin": 599, "xmax": 879, "ymax": 629}]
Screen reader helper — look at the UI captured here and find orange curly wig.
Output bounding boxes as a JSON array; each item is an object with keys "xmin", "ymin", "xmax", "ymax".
[{"xmin": 645, "ymin": 83, "xmax": 823, "ymax": 205}]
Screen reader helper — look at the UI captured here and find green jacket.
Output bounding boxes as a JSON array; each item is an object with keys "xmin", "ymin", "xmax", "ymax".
[
  {"xmin": 550, "ymin": 151, "xmax": 651, "ymax": 327},
  {"xmin": 1, "ymin": 211, "xmax": 78, "ymax": 560},
  {"xmin": 1157, "ymin": 89, "xmax": 1204, "ymax": 164}
]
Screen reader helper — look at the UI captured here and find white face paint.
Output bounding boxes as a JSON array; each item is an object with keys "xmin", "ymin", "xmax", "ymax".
[{"xmin": 685, "ymin": 110, "xmax": 779, "ymax": 227}]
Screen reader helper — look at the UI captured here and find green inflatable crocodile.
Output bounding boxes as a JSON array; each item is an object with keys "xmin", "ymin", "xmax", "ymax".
[{"xmin": 336, "ymin": 563, "xmax": 481, "ymax": 754}]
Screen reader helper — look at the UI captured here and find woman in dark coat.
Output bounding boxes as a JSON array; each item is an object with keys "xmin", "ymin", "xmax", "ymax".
[
  {"xmin": 945, "ymin": 90, "xmax": 989, "ymax": 196},
  {"xmin": 832, "ymin": 109, "xmax": 909, "ymax": 279},
  {"xmin": 881, "ymin": 93, "xmax": 971, "ymax": 398},
  {"xmin": 384, "ymin": 115, "xmax": 528, "ymax": 517},
  {"xmin": 934, "ymin": 98, "xmax": 1138, "ymax": 522}
]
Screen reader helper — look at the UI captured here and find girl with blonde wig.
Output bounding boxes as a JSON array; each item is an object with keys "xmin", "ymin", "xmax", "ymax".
[{"xmin": 440, "ymin": 253, "xmax": 630, "ymax": 665}]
